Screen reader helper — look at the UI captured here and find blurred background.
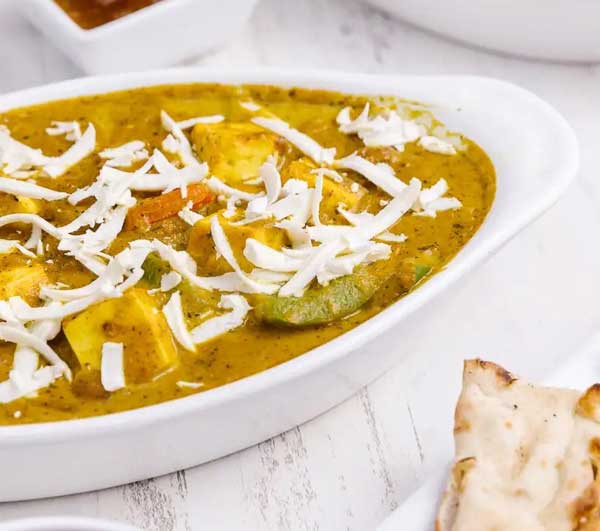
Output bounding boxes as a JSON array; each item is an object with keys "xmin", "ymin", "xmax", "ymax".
[{"xmin": 1, "ymin": 1, "xmax": 599, "ymax": 530}]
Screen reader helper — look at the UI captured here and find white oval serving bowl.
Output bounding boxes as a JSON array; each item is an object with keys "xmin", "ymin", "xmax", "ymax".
[
  {"xmin": 366, "ymin": 0, "xmax": 600, "ymax": 63},
  {"xmin": 2, "ymin": 516, "xmax": 139, "ymax": 531},
  {"xmin": 16, "ymin": 0, "xmax": 259, "ymax": 74},
  {"xmin": 0, "ymin": 68, "xmax": 579, "ymax": 501}
]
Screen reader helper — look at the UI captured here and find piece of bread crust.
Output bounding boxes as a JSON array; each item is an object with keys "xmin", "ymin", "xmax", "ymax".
[{"xmin": 437, "ymin": 359, "xmax": 600, "ymax": 531}]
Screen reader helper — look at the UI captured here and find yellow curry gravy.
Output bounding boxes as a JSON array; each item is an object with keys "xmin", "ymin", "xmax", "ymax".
[{"xmin": 0, "ymin": 84, "xmax": 495, "ymax": 424}]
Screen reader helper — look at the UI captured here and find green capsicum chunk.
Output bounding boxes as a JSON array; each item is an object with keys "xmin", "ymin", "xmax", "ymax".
[
  {"xmin": 414, "ymin": 264, "xmax": 432, "ymax": 283},
  {"xmin": 253, "ymin": 266, "xmax": 385, "ymax": 327},
  {"xmin": 141, "ymin": 252, "xmax": 170, "ymax": 288}
]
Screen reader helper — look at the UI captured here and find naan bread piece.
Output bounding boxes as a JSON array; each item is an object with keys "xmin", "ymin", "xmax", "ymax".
[{"xmin": 437, "ymin": 359, "xmax": 600, "ymax": 531}]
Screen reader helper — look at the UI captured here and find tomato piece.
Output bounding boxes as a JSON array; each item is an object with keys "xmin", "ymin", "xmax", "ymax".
[{"xmin": 125, "ymin": 184, "xmax": 213, "ymax": 230}]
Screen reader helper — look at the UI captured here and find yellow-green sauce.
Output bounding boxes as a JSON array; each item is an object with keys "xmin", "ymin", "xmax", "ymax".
[{"xmin": 0, "ymin": 84, "xmax": 495, "ymax": 424}]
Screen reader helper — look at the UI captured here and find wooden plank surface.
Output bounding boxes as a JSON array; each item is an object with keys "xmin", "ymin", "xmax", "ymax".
[{"xmin": 0, "ymin": 0, "xmax": 599, "ymax": 529}]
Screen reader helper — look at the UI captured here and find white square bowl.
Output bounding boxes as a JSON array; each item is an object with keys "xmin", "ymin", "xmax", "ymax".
[
  {"xmin": 16, "ymin": 0, "xmax": 259, "ymax": 74},
  {"xmin": 0, "ymin": 68, "xmax": 579, "ymax": 501}
]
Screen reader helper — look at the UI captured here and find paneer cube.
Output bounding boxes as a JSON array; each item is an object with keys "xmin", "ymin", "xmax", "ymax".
[
  {"xmin": 188, "ymin": 214, "xmax": 286, "ymax": 275},
  {"xmin": 0, "ymin": 263, "xmax": 48, "ymax": 303},
  {"xmin": 16, "ymin": 196, "xmax": 42, "ymax": 214},
  {"xmin": 63, "ymin": 288, "xmax": 177, "ymax": 384},
  {"xmin": 0, "ymin": 195, "xmax": 42, "ymax": 217},
  {"xmin": 283, "ymin": 159, "xmax": 365, "ymax": 223},
  {"xmin": 192, "ymin": 122, "xmax": 277, "ymax": 184}
]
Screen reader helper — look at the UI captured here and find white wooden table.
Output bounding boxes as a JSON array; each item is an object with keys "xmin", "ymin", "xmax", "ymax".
[{"xmin": 1, "ymin": 1, "xmax": 599, "ymax": 529}]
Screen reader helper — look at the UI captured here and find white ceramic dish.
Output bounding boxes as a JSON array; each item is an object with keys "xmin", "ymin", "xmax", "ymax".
[
  {"xmin": 0, "ymin": 68, "xmax": 578, "ymax": 501},
  {"xmin": 376, "ymin": 332, "xmax": 600, "ymax": 530},
  {"xmin": 366, "ymin": 0, "xmax": 600, "ymax": 63},
  {"xmin": 1, "ymin": 516, "xmax": 139, "ymax": 531},
  {"xmin": 17, "ymin": 0, "xmax": 259, "ymax": 74}
]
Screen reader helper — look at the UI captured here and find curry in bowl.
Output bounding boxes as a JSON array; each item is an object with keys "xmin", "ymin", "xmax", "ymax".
[
  {"xmin": 0, "ymin": 83, "xmax": 495, "ymax": 424},
  {"xmin": 54, "ymin": 0, "xmax": 163, "ymax": 30}
]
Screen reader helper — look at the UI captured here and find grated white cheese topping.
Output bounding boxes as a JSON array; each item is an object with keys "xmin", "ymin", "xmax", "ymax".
[
  {"xmin": 278, "ymin": 239, "xmax": 346, "ymax": 297},
  {"xmin": 190, "ymin": 294, "xmax": 251, "ymax": 345},
  {"xmin": 0, "ymin": 365, "xmax": 63, "ymax": 404},
  {"xmin": 45, "ymin": 121, "xmax": 82, "ymax": 142},
  {"xmin": 376, "ymin": 231, "xmax": 408, "ymax": 243},
  {"xmin": 337, "ymin": 207, "xmax": 406, "ymax": 243},
  {"xmin": 276, "ymin": 219, "xmax": 312, "ymax": 249},
  {"xmin": 252, "ymin": 117, "xmax": 336, "ymax": 165},
  {"xmin": 205, "ymin": 176, "xmax": 262, "ymax": 203},
  {"xmin": 243, "ymin": 238, "xmax": 306, "ymax": 273},
  {"xmin": 317, "ymin": 241, "xmax": 391, "ymax": 285},
  {"xmin": 0, "ymin": 239, "xmax": 36, "ymax": 258},
  {"xmin": 417, "ymin": 196, "xmax": 462, "ymax": 217},
  {"xmin": 345, "ymin": 178, "xmax": 421, "ymax": 249},
  {"xmin": 337, "ymin": 206, "xmax": 375, "ymax": 226},
  {"xmin": 337, "ymin": 104, "xmax": 425, "ymax": 151},
  {"xmin": 162, "ymin": 291, "xmax": 195, "ymax": 351},
  {"xmin": 25, "ymin": 224, "xmax": 43, "ymax": 256},
  {"xmin": 63, "ymin": 163, "xmax": 138, "ymax": 235},
  {"xmin": 178, "ymin": 201, "xmax": 204, "ymax": 226},
  {"xmin": 418, "ymin": 135, "xmax": 457, "ymax": 155},
  {"xmin": 210, "ymin": 216, "xmax": 279, "ymax": 294},
  {"xmin": 60, "ymin": 149, "xmax": 205, "ymax": 264},
  {"xmin": 0, "ymin": 322, "xmax": 71, "ymax": 379},
  {"xmin": 12, "ymin": 318, "xmax": 60, "ymax": 375},
  {"xmin": 260, "ymin": 156, "xmax": 282, "ymax": 205},
  {"xmin": 0, "ymin": 125, "xmax": 48, "ymax": 176},
  {"xmin": 311, "ymin": 167, "xmax": 343, "ymax": 183},
  {"xmin": 415, "ymin": 178, "xmax": 462, "ymax": 217},
  {"xmin": 101, "ymin": 342, "xmax": 125, "ymax": 392},
  {"xmin": 185, "ymin": 272, "xmax": 248, "ymax": 293},
  {"xmin": 160, "ymin": 110, "xmax": 205, "ymax": 171},
  {"xmin": 135, "ymin": 239, "xmax": 271, "ymax": 295},
  {"xmin": 250, "ymin": 269, "xmax": 292, "ymax": 284},
  {"xmin": 43, "ymin": 124, "xmax": 96, "ymax": 178},
  {"xmin": 334, "ymin": 154, "xmax": 406, "ymax": 197},
  {"xmin": 40, "ymin": 244, "xmax": 151, "ymax": 304},
  {"xmin": 176, "ymin": 115, "xmax": 225, "ymax": 130},
  {"xmin": 129, "ymin": 151, "xmax": 207, "ymax": 193},
  {"xmin": 0, "ymin": 213, "xmax": 63, "ymax": 240},
  {"xmin": 306, "ymin": 224, "xmax": 352, "ymax": 243},
  {"xmin": 0, "ymin": 316, "xmax": 62, "ymax": 403},
  {"xmin": 0, "ymin": 123, "xmax": 95, "ymax": 178},
  {"xmin": 239, "ymin": 101, "xmax": 261, "ymax": 112},
  {"xmin": 99, "ymin": 140, "xmax": 149, "ymax": 168},
  {"xmin": 337, "ymin": 104, "xmax": 459, "ymax": 156},
  {"xmin": 276, "ymin": 179, "xmax": 422, "ymax": 296},
  {"xmin": 311, "ymin": 170, "xmax": 323, "ymax": 226},
  {"xmin": 271, "ymin": 190, "xmax": 313, "ymax": 227},
  {"xmin": 201, "ymin": 157, "xmax": 425, "ymax": 297},
  {"xmin": 151, "ymin": 149, "xmax": 204, "ymax": 197},
  {"xmin": 140, "ymin": 239, "xmax": 202, "ymax": 287},
  {"xmin": 160, "ymin": 271, "xmax": 182, "ymax": 292},
  {"xmin": 420, "ymin": 178, "xmax": 449, "ymax": 205},
  {"xmin": 58, "ymin": 206, "xmax": 129, "ymax": 275}
]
